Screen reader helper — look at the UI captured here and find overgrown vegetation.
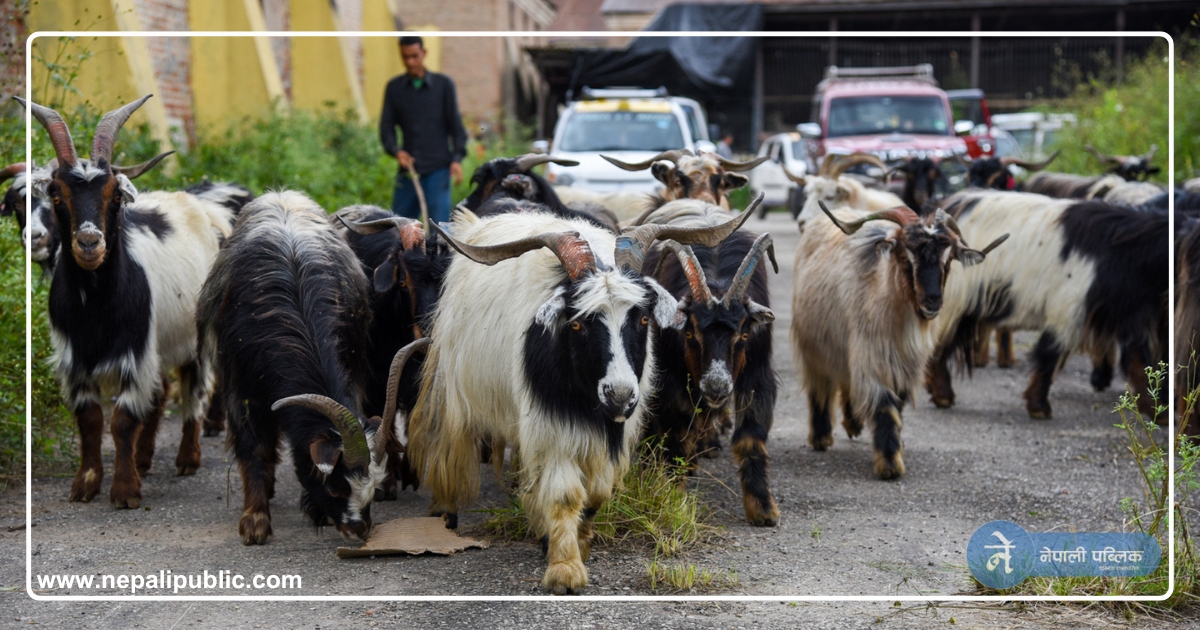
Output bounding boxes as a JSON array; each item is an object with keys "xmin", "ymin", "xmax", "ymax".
[
  {"xmin": 1046, "ymin": 37, "xmax": 1197, "ymax": 181},
  {"xmin": 646, "ymin": 560, "xmax": 739, "ymax": 593},
  {"xmin": 481, "ymin": 439, "xmax": 717, "ymax": 558},
  {"xmin": 977, "ymin": 364, "xmax": 1199, "ymax": 613}
]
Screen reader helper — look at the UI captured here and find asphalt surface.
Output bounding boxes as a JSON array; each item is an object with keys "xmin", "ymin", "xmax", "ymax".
[{"xmin": 3, "ymin": 210, "xmax": 1184, "ymax": 627}]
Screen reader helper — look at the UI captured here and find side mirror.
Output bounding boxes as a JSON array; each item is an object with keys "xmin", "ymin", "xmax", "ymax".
[
  {"xmin": 954, "ymin": 120, "xmax": 974, "ymax": 135},
  {"xmin": 531, "ymin": 139, "xmax": 549, "ymax": 154},
  {"xmin": 797, "ymin": 123, "xmax": 822, "ymax": 139}
]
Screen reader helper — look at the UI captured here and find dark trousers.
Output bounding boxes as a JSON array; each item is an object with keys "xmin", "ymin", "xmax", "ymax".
[{"xmin": 391, "ymin": 167, "xmax": 451, "ymax": 224}]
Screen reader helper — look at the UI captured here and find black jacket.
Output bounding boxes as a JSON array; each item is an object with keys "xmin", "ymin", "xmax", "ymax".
[{"xmin": 379, "ymin": 72, "xmax": 468, "ymax": 176}]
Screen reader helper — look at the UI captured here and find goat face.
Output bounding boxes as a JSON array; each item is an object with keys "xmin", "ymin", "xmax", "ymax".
[
  {"xmin": 4, "ymin": 170, "xmax": 58, "ymax": 265},
  {"xmin": 299, "ymin": 424, "xmax": 390, "ymax": 543},
  {"xmin": 44, "ymin": 161, "xmax": 135, "ymax": 270},
  {"xmin": 651, "ymin": 155, "xmax": 748, "ymax": 206},
  {"xmin": 895, "ymin": 157, "xmax": 943, "ymax": 209},
  {"xmin": 967, "ymin": 158, "xmax": 1013, "ymax": 190},
  {"xmin": 374, "ymin": 236, "xmax": 453, "ymax": 337},
  {"xmin": 528, "ymin": 271, "xmax": 678, "ymax": 419},
  {"xmin": 678, "ymin": 294, "xmax": 772, "ymax": 408}
]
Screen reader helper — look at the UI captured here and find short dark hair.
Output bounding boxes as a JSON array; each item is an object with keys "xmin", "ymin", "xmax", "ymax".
[{"xmin": 399, "ymin": 36, "xmax": 424, "ymax": 49}]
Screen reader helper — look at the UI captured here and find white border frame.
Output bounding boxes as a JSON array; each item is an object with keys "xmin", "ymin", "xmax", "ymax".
[{"xmin": 22, "ymin": 29, "xmax": 1176, "ymax": 603}]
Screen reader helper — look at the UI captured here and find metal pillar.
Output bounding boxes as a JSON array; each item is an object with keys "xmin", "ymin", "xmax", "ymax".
[{"xmin": 970, "ymin": 13, "xmax": 981, "ymax": 88}]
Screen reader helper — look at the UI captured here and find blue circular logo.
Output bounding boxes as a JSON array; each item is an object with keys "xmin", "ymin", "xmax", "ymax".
[{"xmin": 966, "ymin": 520, "xmax": 1035, "ymax": 589}]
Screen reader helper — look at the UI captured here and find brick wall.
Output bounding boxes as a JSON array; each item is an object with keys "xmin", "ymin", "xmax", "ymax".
[
  {"xmin": 133, "ymin": 0, "xmax": 193, "ymax": 146},
  {"xmin": 262, "ymin": 0, "xmax": 292, "ymax": 99},
  {"xmin": 1, "ymin": 3, "xmax": 24, "ymax": 103}
]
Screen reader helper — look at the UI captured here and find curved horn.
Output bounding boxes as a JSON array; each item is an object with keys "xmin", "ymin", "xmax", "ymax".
[
  {"xmin": 337, "ymin": 215, "xmax": 426, "ymax": 251},
  {"xmin": 615, "ymin": 192, "xmax": 762, "ymax": 272},
  {"xmin": 783, "ymin": 168, "xmax": 807, "ymax": 186},
  {"xmin": 817, "ymin": 200, "xmax": 917, "ymax": 235},
  {"xmin": 0, "ymin": 162, "xmax": 25, "ymax": 184},
  {"xmin": 978, "ymin": 232, "xmax": 1009, "ymax": 256},
  {"xmin": 91, "ymin": 94, "xmax": 153, "ymax": 165},
  {"xmin": 710, "ymin": 154, "xmax": 771, "ymax": 172},
  {"xmin": 1141, "ymin": 145, "xmax": 1157, "ymax": 165},
  {"xmin": 723, "ymin": 233, "xmax": 778, "ymax": 306},
  {"xmin": 271, "ymin": 394, "xmax": 370, "ymax": 469},
  {"xmin": 375, "ymin": 337, "xmax": 431, "ymax": 460},
  {"xmin": 515, "ymin": 153, "xmax": 579, "ymax": 172},
  {"xmin": 654, "ymin": 240, "xmax": 712, "ymax": 305},
  {"xmin": 1085, "ymin": 145, "xmax": 1122, "ymax": 166},
  {"xmin": 13, "ymin": 96, "xmax": 77, "ymax": 167},
  {"xmin": 1001, "ymin": 149, "xmax": 1060, "ymax": 172},
  {"xmin": 827, "ymin": 153, "xmax": 890, "ymax": 180},
  {"xmin": 112, "ymin": 150, "xmax": 174, "ymax": 180},
  {"xmin": 430, "ymin": 223, "xmax": 597, "ymax": 281},
  {"xmin": 601, "ymin": 149, "xmax": 691, "ymax": 171},
  {"xmin": 817, "ymin": 154, "xmax": 840, "ymax": 177},
  {"xmin": 944, "ymin": 213, "xmax": 968, "ymax": 244}
]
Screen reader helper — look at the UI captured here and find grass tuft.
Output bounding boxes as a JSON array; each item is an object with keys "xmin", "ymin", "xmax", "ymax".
[{"xmin": 645, "ymin": 560, "xmax": 739, "ymax": 593}]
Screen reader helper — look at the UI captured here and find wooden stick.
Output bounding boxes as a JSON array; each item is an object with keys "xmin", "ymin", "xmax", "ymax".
[{"xmin": 409, "ymin": 168, "xmax": 429, "ymax": 227}]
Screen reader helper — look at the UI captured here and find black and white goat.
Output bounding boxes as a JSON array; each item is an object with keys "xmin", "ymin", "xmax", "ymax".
[
  {"xmin": 21, "ymin": 95, "xmax": 236, "ymax": 508},
  {"xmin": 197, "ymin": 191, "xmax": 425, "ymax": 544},
  {"xmin": 792, "ymin": 201, "xmax": 1005, "ymax": 479},
  {"xmin": 407, "ymin": 207, "xmax": 751, "ymax": 594},
  {"xmin": 640, "ymin": 196, "xmax": 780, "ymax": 525},
  {"xmin": 926, "ymin": 191, "xmax": 1168, "ymax": 419}
]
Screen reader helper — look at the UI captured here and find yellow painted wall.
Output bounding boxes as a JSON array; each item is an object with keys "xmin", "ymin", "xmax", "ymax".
[
  {"xmin": 290, "ymin": 0, "xmax": 359, "ymax": 116},
  {"xmin": 189, "ymin": 0, "xmax": 275, "ymax": 134},
  {"xmin": 362, "ymin": 0, "xmax": 404, "ymax": 121},
  {"xmin": 27, "ymin": 0, "xmax": 141, "ymax": 116}
]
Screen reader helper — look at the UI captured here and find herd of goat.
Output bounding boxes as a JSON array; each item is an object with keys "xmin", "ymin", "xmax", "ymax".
[{"xmin": 5, "ymin": 94, "xmax": 1195, "ymax": 595}]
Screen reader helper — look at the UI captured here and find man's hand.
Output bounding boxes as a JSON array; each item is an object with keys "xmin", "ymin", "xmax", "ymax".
[
  {"xmin": 450, "ymin": 162, "xmax": 463, "ymax": 186},
  {"xmin": 396, "ymin": 150, "xmax": 414, "ymax": 170}
]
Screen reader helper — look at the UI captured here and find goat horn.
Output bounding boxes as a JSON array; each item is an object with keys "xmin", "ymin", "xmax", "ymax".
[
  {"xmin": 338, "ymin": 215, "xmax": 426, "ymax": 251},
  {"xmin": 515, "ymin": 153, "xmax": 579, "ymax": 171},
  {"xmin": 827, "ymin": 153, "xmax": 890, "ymax": 180},
  {"xmin": 112, "ymin": 150, "xmax": 174, "ymax": 180},
  {"xmin": 817, "ymin": 200, "xmax": 917, "ymax": 235},
  {"xmin": 13, "ymin": 96, "xmax": 77, "ymax": 167},
  {"xmin": 710, "ymin": 154, "xmax": 771, "ymax": 172},
  {"xmin": 601, "ymin": 149, "xmax": 691, "ymax": 171},
  {"xmin": 979, "ymin": 232, "xmax": 1009, "ymax": 256},
  {"xmin": 1085, "ymin": 145, "xmax": 1122, "ymax": 166},
  {"xmin": 0, "ymin": 162, "xmax": 25, "ymax": 183},
  {"xmin": 91, "ymin": 94, "xmax": 153, "ymax": 166},
  {"xmin": 375, "ymin": 337, "xmax": 431, "ymax": 461},
  {"xmin": 654, "ymin": 240, "xmax": 712, "ymax": 305},
  {"xmin": 430, "ymin": 223, "xmax": 598, "ymax": 282},
  {"xmin": 1001, "ymin": 149, "xmax": 1060, "ymax": 172},
  {"xmin": 944, "ymin": 213, "xmax": 967, "ymax": 244},
  {"xmin": 783, "ymin": 168, "xmax": 807, "ymax": 186},
  {"xmin": 1142, "ymin": 145, "xmax": 1157, "ymax": 164},
  {"xmin": 271, "ymin": 394, "xmax": 370, "ymax": 470},
  {"xmin": 723, "ymin": 233, "xmax": 777, "ymax": 307},
  {"xmin": 615, "ymin": 192, "xmax": 761, "ymax": 272}
]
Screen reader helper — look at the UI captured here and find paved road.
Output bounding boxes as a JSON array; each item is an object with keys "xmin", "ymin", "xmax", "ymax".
[{"xmin": 2, "ymin": 210, "xmax": 1166, "ymax": 627}]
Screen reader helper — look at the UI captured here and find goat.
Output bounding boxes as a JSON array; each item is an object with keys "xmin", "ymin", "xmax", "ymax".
[
  {"xmin": 463, "ymin": 153, "xmax": 617, "ymax": 232},
  {"xmin": 640, "ymin": 197, "xmax": 780, "ymax": 525},
  {"xmin": 21, "ymin": 95, "xmax": 236, "ymax": 508},
  {"xmin": 963, "ymin": 150, "xmax": 1060, "ymax": 192},
  {"xmin": 197, "ymin": 190, "xmax": 425, "ymax": 544},
  {"xmin": 792, "ymin": 201, "xmax": 1005, "ymax": 479},
  {"xmin": 603, "ymin": 149, "xmax": 767, "ymax": 224},
  {"xmin": 1086, "ymin": 144, "xmax": 1161, "ymax": 181},
  {"xmin": 1175, "ymin": 222, "xmax": 1200, "ymax": 436},
  {"xmin": 787, "ymin": 153, "xmax": 903, "ymax": 221},
  {"xmin": 332, "ymin": 204, "xmax": 452, "ymax": 498},
  {"xmin": 407, "ymin": 207, "xmax": 752, "ymax": 594},
  {"xmin": 926, "ymin": 191, "xmax": 1168, "ymax": 419}
]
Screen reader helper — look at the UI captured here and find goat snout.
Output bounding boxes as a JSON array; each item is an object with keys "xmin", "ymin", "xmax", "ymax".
[
  {"xmin": 699, "ymin": 360, "xmax": 733, "ymax": 408},
  {"xmin": 601, "ymin": 383, "xmax": 638, "ymax": 418},
  {"xmin": 337, "ymin": 518, "xmax": 372, "ymax": 543},
  {"xmin": 72, "ymin": 229, "xmax": 106, "ymax": 268}
]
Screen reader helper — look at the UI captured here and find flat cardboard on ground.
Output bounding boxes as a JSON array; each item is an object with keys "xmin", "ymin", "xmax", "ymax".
[{"xmin": 337, "ymin": 517, "xmax": 489, "ymax": 559}]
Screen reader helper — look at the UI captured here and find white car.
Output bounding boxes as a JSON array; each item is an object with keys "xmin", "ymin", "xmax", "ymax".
[
  {"xmin": 990, "ymin": 112, "xmax": 1076, "ymax": 161},
  {"xmin": 749, "ymin": 132, "xmax": 808, "ymax": 217},
  {"xmin": 541, "ymin": 87, "xmax": 716, "ymax": 194}
]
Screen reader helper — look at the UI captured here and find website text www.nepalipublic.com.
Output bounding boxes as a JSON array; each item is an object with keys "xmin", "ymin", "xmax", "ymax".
[{"xmin": 35, "ymin": 570, "xmax": 301, "ymax": 594}]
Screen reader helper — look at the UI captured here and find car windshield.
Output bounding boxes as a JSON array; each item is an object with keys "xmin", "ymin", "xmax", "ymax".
[
  {"xmin": 827, "ymin": 96, "xmax": 950, "ymax": 137},
  {"xmin": 791, "ymin": 141, "xmax": 807, "ymax": 160},
  {"xmin": 558, "ymin": 111, "xmax": 685, "ymax": 152}
]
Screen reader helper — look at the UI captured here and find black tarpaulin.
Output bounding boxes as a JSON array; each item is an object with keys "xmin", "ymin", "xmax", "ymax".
[{"xmin": 569, "ymin": 4, "xmax": 763, "ymax": 99}]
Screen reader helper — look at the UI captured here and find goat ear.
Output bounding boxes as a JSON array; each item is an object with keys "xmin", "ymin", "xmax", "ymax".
[
  {"xmin": 645, "ymin": 277, "xmax": 685, "ymax": 330},
  {"xmin": 30, "ymin": 171, "xmax": 50, "ymax": 198},
  {"xmin": 114, "ymin": 173, "xmax": 138, "ymax": 203},
  {"xmin": 747, "ymin": 299, "xmax": 775, "ymax": 326},
  {"xmin": 721, "ymin": 172, "xmax": 749, "ymax": 191},
  {"xmin": 875, "ymin": 238, "xmax": 896, "ymax": 257},
  {"xmin": 534, "ymin": 285, "xmax": 568, "ymax": 330},
  {"xmin": 309, "ymin": 434, "xmax": 341, "ymax": 477},
  {"xmin": 956, "ymin": 247, "xmax": 986, "ymax": 267},
  {"xmin": 650, "ymin": 161, "xmax": 674, "ymax": 186},
  {"xmin": 835, "ymin": 182, "xmax": 853, "ymax": 202},
  {"xmin": 373, "ymin": 257, "xmax": 398, "ymax": 293}
]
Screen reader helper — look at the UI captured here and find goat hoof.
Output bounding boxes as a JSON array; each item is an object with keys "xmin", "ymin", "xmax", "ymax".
[
  {"xmin": 135, "ymin": 461, "xmax": 152, "ymax": 476},
  {"xmin": 543, "ymin": 561, "xmax": 587, "ymax": 595},
  {"xmin": 930, "ymin": 395, "xmax": 954, "ymax": 409},
  {"xmin": 743, "ymin": 494, "xmax": 779, "ymax": 527},
  {"xmin": 109, "ymin": 481, "xmax": 142, "ymax": 509},
  {"xmin": 374, "ymin": 480, "xmax": 398, "ymax": 502},
  {"xmin": 431, "ymin": 510, "xmax": 458, "ymax": 529},
  {"xmin": 873, "ymin": 452, "xmax": 905, "ymax": 480},
  {"xmin": 239, "ymin": 511, "xmax": 273, "ymax": 545},
  {"xmin": 175, "ymin": 450, "xmax": 201, "ymax": 476},
  {"xmin": 842, "ymin": 419, "xmax": 864, "ymax": 439},
  {"xmin": 1027, "ymin": 407, "xmax": 1052, "ymax": 420},
  {"xmin": 808, "ymin": 433, "xmax": 833, "ymax": 451},
  {"xmin": 69, "ymin": 468, "xmax": 102, "ymax": 503}
]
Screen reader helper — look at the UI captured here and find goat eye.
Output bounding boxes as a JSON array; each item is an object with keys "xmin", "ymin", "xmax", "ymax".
[
  {"xmin": 640, "ymin": 316, "xmax": 649, "ymax": 326},
  {"xmin": 398, "ymin": 281, "xmax": 407, "ymax": 288},
  {"xmin": 52, "ymin": 197, "xmax": 61, "ymax": 205},
  {"xmin": 684, "ymin": 331, "xmax": 693, "ymax": 339},
  {"xmin": 570, "ymin": 321, "xmax": 582, "ymax": 332},
  {"xmin": 741, "ymin": 333, "xmax": 749, "ymax": 341}
]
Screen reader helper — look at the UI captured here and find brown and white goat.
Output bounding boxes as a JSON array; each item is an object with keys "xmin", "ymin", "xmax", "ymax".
[
  {"xmin": 604, "ymin": 149, "xmax": 768, "ymax": 224},
  {"xmin": 787, "ymin": 153, "xmax": 904, "ymax": 221},
  {"xmin": 791, "ymin": 201, "xmax": 1005, "ymax": 479}
]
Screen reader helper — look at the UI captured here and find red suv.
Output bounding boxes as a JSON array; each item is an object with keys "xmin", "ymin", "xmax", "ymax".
[{"xmin": 799, "ymin": 64, "xmax": 968, "ymax": 177}]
